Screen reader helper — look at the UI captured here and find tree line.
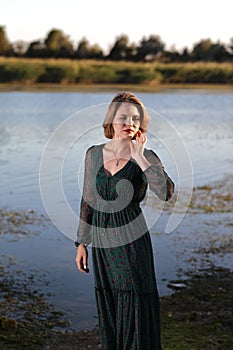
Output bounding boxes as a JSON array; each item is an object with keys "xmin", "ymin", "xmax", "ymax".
[{"xmin": 0, "ymin": 26, "xmax": 233, "ymax": 62}]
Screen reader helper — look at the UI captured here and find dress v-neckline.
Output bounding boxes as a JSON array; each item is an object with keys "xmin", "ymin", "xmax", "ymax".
[{"xmin": 101, "ymin": 144, "xmax": 131, "ymax": 177}]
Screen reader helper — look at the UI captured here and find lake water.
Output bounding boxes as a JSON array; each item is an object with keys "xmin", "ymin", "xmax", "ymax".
[{"xmin": 0, "ymin": 89, "xmax": 233, "ymax": 330}]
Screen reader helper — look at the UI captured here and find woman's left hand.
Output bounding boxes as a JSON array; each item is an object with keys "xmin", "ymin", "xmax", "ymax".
[
  {"xmin": 130, "ymin": 130, "xmax": 147, "ymax": 160},
  {"xmin": 130, "ymin": 130, "xmax": 151, "ymax": 171}
]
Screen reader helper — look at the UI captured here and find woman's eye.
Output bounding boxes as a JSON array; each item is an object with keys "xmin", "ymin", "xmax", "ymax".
[{"xmin": 119, "ymin": 116, "xmax": 127, "ymax": 121}]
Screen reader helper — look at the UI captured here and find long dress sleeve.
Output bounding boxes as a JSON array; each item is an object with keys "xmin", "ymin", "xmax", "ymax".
[
  {"xmin": 76, "ymin": 146, "xmax": 95, "ymax": 245},
  {"xmin": 143, "ymin": 149, "xmax": 174, "ymax": 201}
]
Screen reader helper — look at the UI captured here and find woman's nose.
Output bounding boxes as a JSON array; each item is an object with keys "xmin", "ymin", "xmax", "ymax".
[{"xmin": 125, "ymin": 116, "xmax": 133, "ymax": 125}]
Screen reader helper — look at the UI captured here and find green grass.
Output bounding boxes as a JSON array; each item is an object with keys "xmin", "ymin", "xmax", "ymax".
[
  {"xmin": 160, "ymin": 267, "xmax": 233, "ymax": 349},
  {"xmin": 0, "ymin": 57, "xmax": 232, "ymax": 85}
]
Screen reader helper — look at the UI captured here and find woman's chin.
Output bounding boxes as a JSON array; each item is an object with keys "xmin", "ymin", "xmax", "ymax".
[
  {"xmin": 113, "ymin": 133, "xmax": 135, "ymax": 140},
  {"xmin": 124, "ymin": 132, "xmax": 135, "ymax": 139}
]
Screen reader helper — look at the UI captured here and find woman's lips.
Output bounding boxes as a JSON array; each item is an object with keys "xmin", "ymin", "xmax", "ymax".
[{"xmin": 123, "ymin": 129, "xmax": 134, "ymax": 133}]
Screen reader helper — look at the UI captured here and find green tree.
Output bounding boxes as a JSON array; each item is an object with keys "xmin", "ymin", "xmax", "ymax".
[
  {"xmin": 229, "ymin": 37, "xmax": 233, "ymax": 54},
  {"xmin": 136, "ymin": 35, "xmax": 165, "ymax": 61},
  {"xmin": 44, "ymin": 29, "xmax": 74, "ymax": 57},
  {"xmin": 26, "ymin": 41, "xmax": 45, "ymax": 57},
  {"xmin": 76, "ymin": 38, "xmax": 103, "ymax": 59},
  {"xmin": 180, "ymin": 47, "xmax": 190, "ymax": 62},
  {"xmin": 209, "ymin": 42, "xmax": 230, "ymax": 62},
  {"xmin": 191, "ymin": 39, "xmax": 229, "ymax": 61},
  {"xmin": 227, "ymin": 37, "xmax": 233, "ymax": 60},
  {"xmin": 107, "ymin": 34, "xmax": 132, "ymax": 60},
  {"xmin": 0, "ymin": 26, "xmax": 13, "ymax": 56},
  {"xmin": 191, "ymin": 39, "xmax": 212, "ymax": 60},
  {"xmin": 88, "ymin": 43, "xmax": 103, "ymax": 59},
  {"xmin": 76, "ymin": 38, "xmax": 90, "ymax": 58}
]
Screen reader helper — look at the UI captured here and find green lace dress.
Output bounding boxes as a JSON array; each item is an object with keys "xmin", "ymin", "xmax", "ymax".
[{"xmin": 77, "ymin": 143, "xmax": 174, "ymax": 350}]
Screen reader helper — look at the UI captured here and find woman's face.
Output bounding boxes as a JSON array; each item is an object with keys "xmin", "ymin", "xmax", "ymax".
[{"xmin": 112, "ymin": 103, "xmax": 141, "ymax": 139}]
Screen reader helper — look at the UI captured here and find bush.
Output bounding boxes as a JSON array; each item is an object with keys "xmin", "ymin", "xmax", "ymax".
[
  {"xmin": 0, "ymin": 58, "xmax": 232, "ymax": 85},
  {"xmin": 0, "ymin": 62, "xmax": 44, "ymax": 83},
  {"xmin": 37, "ymin": 64, "xmax": 76, "ymax": 83},
  {"xmin": 155, "ymin": 66, "xmax": 179, "ymax": 82},
  {"xmin": 76, "ymin": 63, "xmax": 162, "ymax": 84},
  {"xmin": 156, "ymin": 63, "xmax": 233, "ymax": 84},
  {"xmin": 116, "ymin": 67, "xmax": 160, "ymax": 84},
  {"xmin": 76, "ymin": 64, "xmax": 119, "ymax": 83}
]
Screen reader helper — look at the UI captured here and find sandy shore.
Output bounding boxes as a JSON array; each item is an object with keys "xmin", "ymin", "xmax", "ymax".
[{"xmin": 0, "ymin": 82, "xmax": 233, "ymax": 93}]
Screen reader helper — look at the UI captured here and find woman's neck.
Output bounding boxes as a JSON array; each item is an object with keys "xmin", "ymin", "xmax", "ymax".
[{"xmin": 110, "ymin": 138, "xmax": 131, "ymax": 155}]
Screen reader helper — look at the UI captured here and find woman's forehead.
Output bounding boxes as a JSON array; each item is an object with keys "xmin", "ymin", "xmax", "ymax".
[{"xmin": 115, "ymin": 103, "xmax": 140, "ymax": 115}]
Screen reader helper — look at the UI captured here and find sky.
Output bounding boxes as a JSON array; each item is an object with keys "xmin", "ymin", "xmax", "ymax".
[{"xmin": 1, "ymin": 0, "xmax": 232, "ymax": 53}]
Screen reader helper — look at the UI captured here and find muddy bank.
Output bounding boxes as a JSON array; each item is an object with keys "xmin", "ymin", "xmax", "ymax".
[
  {"xmin": 0, "ymin": 256, "xmax": 68, "ymax": 350},
  {"xmin": 159, "ymin": 174, "xmax": 233, "ymax": 214},
  {"xmin": 1, "ymin": 83, "xmax": 233, "ymax": 93},
  {"xmin": 160, "ymin": 267, "xmax": 233, "ymax": 350},
  {"xmin": 1, "ymin": 261, "xmax": 232, "ymax": 350},
  {"xmin": 0, "ymin": 207, "xmax": 47, "ymax": 236},
  {"xmin": 45, "ymin": 267, "xmax": 233, "ymax": 350}
]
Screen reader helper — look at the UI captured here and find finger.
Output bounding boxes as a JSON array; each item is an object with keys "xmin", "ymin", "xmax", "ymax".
[
  {"xmin": 76, "ymin": 256, "xmax": 86, "ymax": 273},
  {"xmin": 83, "ymin": 255, "xmax": 88, "ymax": 270},
  {"xmin": 135, "ymin": 132, "xmax": 139, "ymax": 142},
  {"xmin": 137, "ymin": 134, "xmax": 144, "ymax": 144},
  {"xmin": 136, "ymin": 131, "xmax": 141, "ymax": 143},
  {"xmin": 138, "ymin": 131, "xmax": 144, "ymax": 140},
  {"xmin": 78, "ymin": 263, "xmax": 87, "ymax": 273},
  {"xmin": 76, "ymin": 257, "xmax": 82, "ymax": 270},
  {"xmin": 141, "ymin": 133, "xmax": 147, "ymax": 144}
]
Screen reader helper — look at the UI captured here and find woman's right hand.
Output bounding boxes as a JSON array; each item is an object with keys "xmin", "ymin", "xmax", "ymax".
[{"xmin": 75, "ymin": 245, "xmax": 89, "ymax": 273}]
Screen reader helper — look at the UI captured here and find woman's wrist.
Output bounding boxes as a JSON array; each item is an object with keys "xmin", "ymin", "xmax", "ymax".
[
  {"xmin": 133, "ymin": 155, "xmax": 151, "ymax": 172},
  {"xmin": 75, "ymin": 241, "xmax": 88, "ymax": 248}
]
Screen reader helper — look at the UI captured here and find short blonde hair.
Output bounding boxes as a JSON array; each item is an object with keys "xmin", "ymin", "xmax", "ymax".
[{"xmin": 103, "ymin": 92, "xmax": 150, "ymax": 139}]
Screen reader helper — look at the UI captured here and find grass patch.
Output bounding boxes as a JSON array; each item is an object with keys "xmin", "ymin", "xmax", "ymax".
[
  {"xmin": 161, "ymin": 267, "xmax": 233, "ymax": 349},
  {"xmin": 0, "ymin": 58, "xmax": 232, "ymax": 85}
]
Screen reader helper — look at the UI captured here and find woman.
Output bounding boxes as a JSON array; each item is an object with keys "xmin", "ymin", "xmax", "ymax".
[{"xmin": 75, "ymin": 92, "xmax": 174, "ymax": 350}]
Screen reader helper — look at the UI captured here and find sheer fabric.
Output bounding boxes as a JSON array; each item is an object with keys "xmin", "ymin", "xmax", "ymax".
[{"xmin": 76, "ymin": 143, "xmax": 174, "ymax": 350}]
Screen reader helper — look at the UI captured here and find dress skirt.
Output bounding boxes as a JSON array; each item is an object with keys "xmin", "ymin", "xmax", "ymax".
[{"xmin": 92, "ymin": 232, "xmax": 162, "ymax": 350}]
